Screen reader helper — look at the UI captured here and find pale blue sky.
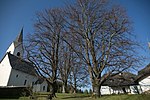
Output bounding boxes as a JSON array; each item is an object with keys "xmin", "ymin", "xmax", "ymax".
[{"xmin": 0, "ymin": 0, "xmax": 150, "ymax": 69}]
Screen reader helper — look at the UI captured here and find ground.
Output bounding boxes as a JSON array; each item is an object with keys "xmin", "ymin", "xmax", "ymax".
[
  {"xmin": 1, "ymin": 93, "xmax": 150, "ymax": 100},
  {"xmin": 53, "ymin": 94, "xmax": 150, "ymax": 100},
  {"xmin": 20, "ymin": 93, "xmax": 150, "ymax": 100}
]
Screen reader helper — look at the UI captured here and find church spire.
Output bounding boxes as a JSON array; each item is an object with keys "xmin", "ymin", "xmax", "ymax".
[
  {"xmin": 15, "ymin": 27, "xmax": 23, "ymax": 43},
  {"xmin": 6, "ymin": 28, "xmax": 24, "ymax": 58}
]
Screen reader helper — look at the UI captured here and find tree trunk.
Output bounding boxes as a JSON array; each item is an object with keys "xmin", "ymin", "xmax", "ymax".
[
  {"xmin": 51, "ymin": 82, "xmax": 57, "ymax": 98},
  {"xmin": 73, "ymin": 80, "xmax": 77, "ymax": 93},
  {"xmin": 91, "ymin": 77, "xmax": 101, "ymax": 98},
  {"xmin": 73, "ymin": 86, "xmax": 77, "ymax": 94},
  {"xmin": 93, "ymin": 85, "xmax": 101, "ymax": 98}
]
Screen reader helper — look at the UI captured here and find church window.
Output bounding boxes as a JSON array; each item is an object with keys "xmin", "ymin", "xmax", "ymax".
[
  {"xmin": 17, "ymin": 52, "xmax": 20, "ymax": 56},
  {"xmin": 16, "ymin": 74, "xmax": 18, "ymax": 78},
  {"xmin": 32, "ymin": 82, "xmax": 34, "ymax": 86},
  {"xmin": 43, "ymin": 86, "xmax": 45, "ymax": 91},
  {"xmin": 24, "ymin": 80, "xmax": 27, "ymax": 85}
]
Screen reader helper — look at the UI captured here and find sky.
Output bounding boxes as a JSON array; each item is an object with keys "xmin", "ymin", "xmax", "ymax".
[{"xmin": 0, "ymin": 0, "xmax": 150, "ymax": 69}]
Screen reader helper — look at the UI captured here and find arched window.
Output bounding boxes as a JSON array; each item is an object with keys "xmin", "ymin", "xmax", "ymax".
[
  {"xmin": 16, "ymin": 74, "xmax": 18, "ymax": 78},
  {"xmin": 17, "ymin": 52, "xmax": 20, "ymax": 56},
  {"xmin": 24, "ymin": 80, "xmax": 27, "ymax": 85},
  {"xmin": 43, "ymin": 86, "xmax": 45, "ymax": 91}
]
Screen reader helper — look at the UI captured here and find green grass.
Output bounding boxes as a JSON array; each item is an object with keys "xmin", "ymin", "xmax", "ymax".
[
  {"xmin": 53, "ymin": 93, "xmax": 150, "ymax": 100},
  {"xmin": 1, "ymin": 93, "xmax": 150, "ymax": 100},
  {"xmin": 96, "ymin": 94, "xmax": 150, "ymax": 100},
  {"xmin": 53, "ymin": 93, "xmax": 90, "ymax": 100}
]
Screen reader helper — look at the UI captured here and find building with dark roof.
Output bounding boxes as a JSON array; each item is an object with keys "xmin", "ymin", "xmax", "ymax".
[
  {"xmin": 101, "ymin": 63, "xmax": 150, "ymax": 95},
  {"xmin": 135, "ymin": 63, "xmax": 150, "ymax": 93},
  {"xmin": 136, "ymin": 63, "xmax": 150, "ymax": 82},
  {"xmin": 101, "ymin": 72, "xmax": 139, "ymax": 95},
  {"xmin": 102, "ymin": 72, "xmax": 137, "ymax": 87},
  {"xmin": 0, "ymin": 29, "xmax": 48, "ymax": 92}
]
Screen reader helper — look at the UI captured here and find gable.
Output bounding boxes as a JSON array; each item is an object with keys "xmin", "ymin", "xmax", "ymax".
[
  {"xmin": 6, "ymin": 43, "xmax": 15, "ymax": 55},
  {"xmin": 139, "ymin": 76, "xmax": 150, "ymax": 85},
  {"xmin": 136, "ymin": 63, "xmax": 150, "ymax": 82}
]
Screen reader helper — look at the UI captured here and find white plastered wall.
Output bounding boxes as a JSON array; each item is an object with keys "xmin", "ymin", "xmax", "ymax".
[
  {"xmin": 0, "ymin": 54, "xmax": 12, "ymax": 86},
  {"xmin": 7, "ymin": 69, "xmax": 37, "ymax": 87},
  {"xmin": 101, "ymin": 86, "xmax": 112, "ymax": 95},
  {"xmin": 33, "ymin": 81, "xmax": 48, "ymax": 92},
  {"xmin": 139, "ymin": 76, "xmax": 150, "ymax": 92},
  {"xmin": 6, "ymin": 43, "xmax": 15, "ymax": 54}
]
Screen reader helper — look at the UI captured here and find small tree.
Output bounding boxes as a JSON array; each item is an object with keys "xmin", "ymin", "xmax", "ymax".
[
  {"xmin": 69, "ymin": 58, "xmax": 89, "ymax": 93},
  {"xmin": 59, "ymin": 43, "xmax": 72, "ymax": 93}
]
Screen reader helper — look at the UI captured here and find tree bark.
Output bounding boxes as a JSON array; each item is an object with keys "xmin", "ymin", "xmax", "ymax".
[
  {"xmin": 51, "ymin": 81, "xmax": 57, "ymax": 98},
  {"xmin": 93, "ymin": 85, "xmax": 101, "ymax": 98}
]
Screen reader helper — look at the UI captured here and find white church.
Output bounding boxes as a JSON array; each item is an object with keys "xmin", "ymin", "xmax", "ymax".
[{"xmin": 0, "ymin": 29, "xmax": 48, "ymax": 92}]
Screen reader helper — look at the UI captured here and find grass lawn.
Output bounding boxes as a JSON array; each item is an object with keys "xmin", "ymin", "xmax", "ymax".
[
  {"xmin": 52, "ymin": 93, "xmax": 150, "ymax": 100},
  {"xmin": 1, "ymin": 93, "xmax": 150, "ymax": 100}
]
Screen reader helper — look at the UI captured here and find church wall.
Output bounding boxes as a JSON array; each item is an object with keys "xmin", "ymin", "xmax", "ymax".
[
  {"xmin": 0, "ymin": 54, "xmax": 12, "ymax": 86},
  {"xmin": 39, "ymin": 80, "xmax": 48, "ymax": 92},
  {"xmin": 7, "ymin": 69, "xmax": 37, "ymax": 87},
  {"xmin": 13, "ymin": 42, "xmax": 23, "ymax": 58},
  {"xmin": 8, "ymin": 69, "xmax": 48, "ymax": 92},
  {"xmin": 6, "ymin": 43, "xmax": 15, "ymax": 54},
  {"xmin": 33, "ymin": 81, "xmax": 48, "ymax": 92}
]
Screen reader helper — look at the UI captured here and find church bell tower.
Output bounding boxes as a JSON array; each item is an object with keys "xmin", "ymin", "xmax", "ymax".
[{"xmin": 6, "ymin": 28, "xmax": 24, "ymax": 58}]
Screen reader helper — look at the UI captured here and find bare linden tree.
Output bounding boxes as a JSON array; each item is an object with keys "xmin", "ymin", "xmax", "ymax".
[{"xmin": 63, "ymin": 0, "xmax": 142, "ymax": 97}]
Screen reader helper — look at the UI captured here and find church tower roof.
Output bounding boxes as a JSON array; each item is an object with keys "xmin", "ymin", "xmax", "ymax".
[
  {"xmin": 6, "ymin": 28, "xmax": 24, "ymax": 58},
  {"xmin": 15, "ymin": 28, "xmax": 23, "ymax": 43}
]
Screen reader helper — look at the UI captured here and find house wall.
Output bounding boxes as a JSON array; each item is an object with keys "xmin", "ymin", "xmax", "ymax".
[
  {"xmin": 7, "ymin": 69, "xmax": 37, "ymax": 87},
  {"xmin": 101, "ymin": 86, "xmax": 131, "ymax": 95},
  {"xmin": 139, "ymin": 76, "xmax": 150, "ymax": 85},
  {"xmin": 140, "ymin": 85, "xmax": 150, "ymax": 93},
  {"xmin": 0, "ymin": 54, "xmax": 12, "ymax": 86},
  {"xmin": 139, "ymin": 76, "xmax": 150, "ymax": 92},
  {"xmin": 130, "ymin": 85, "xmax": 142, "ymax": 94},
  {"xmin": 101, "ymin": 86, "xmax": 112, "ymax": 95},
  {"xmin": 111, "ymin": 86, "xmax": 130, "ymax": 94},
  {"xmin": 101, "ymin": 85, "xmax": 144, "ymax": 95}
]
